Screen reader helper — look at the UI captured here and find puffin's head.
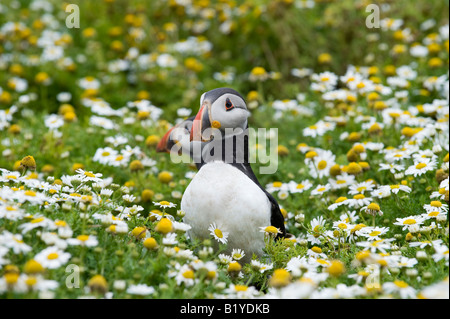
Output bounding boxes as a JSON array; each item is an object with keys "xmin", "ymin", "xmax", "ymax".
[{"xmin": 190, "ymin": 88, "xmax": 250, "ymax": 142}]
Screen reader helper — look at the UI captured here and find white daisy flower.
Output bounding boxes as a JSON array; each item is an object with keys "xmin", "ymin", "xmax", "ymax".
[
  {"xmin": 405, "ymin": 158, "xmax": 437, "ymax": 177},
  {"xmin": 208, "ymin": 223, "xmax": 229, "ymax": 245},
  {"xmin": 383, "ymin": 280, "xmax": 416, "ymax": 299},
  {"xmin": 34, "ymin": 247, "xmax": 71, "ymax": 269},
  {"xmin": 231, "ymin": 248, "xmax": 245, "ymax": 261},
  {"xmin": 126, "ymin": 284, "xmax": 155, "ymax": 296},
  {"xmin": 393, "ymin": 215, "xmax": 426, "ymax": 231},
  {"xmin": 153, "ymin": 201, "xmax": 177, "ymax": 209},
  {"xmin": 67, "ymin": 235, "xmax": 98, "ymax": 247}
]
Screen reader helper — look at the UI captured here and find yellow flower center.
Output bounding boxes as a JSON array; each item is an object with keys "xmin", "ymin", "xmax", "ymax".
[
  {"xmin": 234, "ymin": 285, "xmax": 248, "ymax": 292},
  {"xmin": 84, "ymin": 172, "xmax": 96, "ymax": 178},
  {"xmin": 233, "ymin": 252, "xmax": 242, "ymax": 259},
  {"xmin": 428, "ymin": 211, "xmax": 439, "ymax": 217},
  {"xmin": 77, "ymin": 235, "xmax": 90, "ymax": 242},
  {"xmin": 316, "ymin": 187, "xmax": 326, "ymax": 192},
  {"xmin": 5, "ymin": 273, "xmax": 19, "ymax": 285},
  {"xmin": 31, "ymin": 217, "xmax": 45, "ymax": 224},
  {"xmin": 47, "ymin": 253, "xmax": 59, "ymax": 260},
  {"xmin": 24, "ymin": 260, "xmax": 44, "ymax": 274},
  {"xmin": 318, "ymin": 160, "xmax": 327, "ymax": 170},
  {"xmin": 327, "ymin": 260, "xmax": 346, "ymax": 277},
  {"xmin": 270, "ymin": 269, "xmax": 291, "ymax": 287},
  {"xmin": 316, "ymin": 259, "xmax": 329, "ymax": 265},
  {"xmin": 182, "ymin": 270, "xmax": 195, "ymax": 279},
  {"xmin": 416, "ymin": 163, "xmax": 427, "ymax": 169},
  {"xmin": 403, "ymin": 219, "xmax": 416, "ymax": 225},
  {"xmin": 296, "ymin": 183, "xmax": 305, "ymax": 189},
  {"xmin": 311, "ymin": 246, "xmax": 322, "ymax": 254},
  {"xmin": 394, "ymin": 280, "xmax": 409, "ymax": 289},
  {"xmin": 353, "ymin": 145, "xmax": 365, "ymax": 153},
  {"xmin": 430, "ymin": 201, "xmax": 442, "ymax": 208},
  {"xmin": 82, "ymin": 195, "xmax": 93, "ymax": 202},
  {"xmin": 338, "ymin": 223, "xmax": 347, "ymax": 230},
  {"xmin": 227, "ymin": 262, "xmax": 242, "ymax": 272},
  {"xmin": 159, "ymin": 201, "xmax": 170, "ymax": 206},
  {"xmin": 389, "ymin": 112, "xmax": 400, "ymax": 118},
  {"xmin": 264, "ymin": 226, "xmax": 279, "ymax": 234},
  {"xmin": 356, "ymin": 250, "xmax": 370, "ymax": 260},
  {"xmin": 305, "ymin": 151, "xmax": 318, "ymax": 159},
  {"xmin": 378, "ymin": 259, "xmax": 388, "ymax": 267},
  {"xmin": 347, "ymin": 162, "xmax": 362, "ymax": 174},
  {"xmin": 335, "ymin": 197, "xmax": 347, "ymax": 203},
  {"xmin": 25, "ymin": 277, "xmax": 38, "ymax": 286},
  {"xmin": 251, "ymin": 67, "xmax": 267, "ymax": 76},
  {"xmin": 354, "ymin": 194, "xmax": 365, "ymax": 200},
  {"xmin": 367, "ymin": 203, "xmax": 380, "ymax": 211},
  {"xmin": 311, "ymin": 225, "xmax": 322, "ymax": 238},
  {"xmin": 24, "ymin": 190, "xmax": 36, "ymax": 197},
  {"xmin": 369, "ymin": 231, "xmax": 381, "ymax": 237},
  {"xmin": 272, "ymin": 181, "xmax": 283, "ymax": 188},
  {"xmin": 143, "ymin": 237, "xmax": 158, "ymax": 250},
  {"xmin": 358, "ymin": 271, "xmax": 369, "ymax": 277},
  {"xmin": 356, "ymin": 82, "xmax": 366, "ymax": 89},
  {"xmin": 214, "ymin": 228, "xmax": 223, "ymax": 238},
  {"xmin": 350, "ymin": 224, "xmax": 364, "ymax": 234},
  {"xmin": 155, "ymin": 218, "xmax": 173, "ymax": 234}
]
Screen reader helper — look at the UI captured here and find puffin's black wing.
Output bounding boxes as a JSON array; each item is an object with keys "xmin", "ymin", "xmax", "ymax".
[
  {"xmin": 230, "ymin": 129, "xmax": 286, "ymax": 239},
  {"xmin": 232, "ymin": 162, "xmax": 287, "ymax": 240}
]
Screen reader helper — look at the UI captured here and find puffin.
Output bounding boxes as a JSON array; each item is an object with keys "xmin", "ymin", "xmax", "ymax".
[{"xmin": 157, "ymin": 88, "xmax": 286, "ymax": 262}]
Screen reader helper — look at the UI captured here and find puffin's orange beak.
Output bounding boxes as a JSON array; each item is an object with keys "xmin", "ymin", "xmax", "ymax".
[{"xmin": 190, "ymin": 103, "xmax": 211, "ymax": 142}]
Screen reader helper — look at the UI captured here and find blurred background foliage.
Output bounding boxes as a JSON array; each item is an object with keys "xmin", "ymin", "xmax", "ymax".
[{"xmin": 1, "ymin": 0, "xmax": 448, "ymax": 117}]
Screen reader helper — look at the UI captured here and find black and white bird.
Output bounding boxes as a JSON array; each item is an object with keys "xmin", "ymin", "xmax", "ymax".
[{"xmin": 157, "ymin": 88, "xmax": 286, "ymax": 262}]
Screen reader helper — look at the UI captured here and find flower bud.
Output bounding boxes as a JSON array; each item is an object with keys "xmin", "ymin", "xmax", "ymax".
[{"xmin": 416, "ymin": 251, "xmax": 428, "ymax": 261}]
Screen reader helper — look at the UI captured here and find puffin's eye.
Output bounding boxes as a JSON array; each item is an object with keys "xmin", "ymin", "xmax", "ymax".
[{"xmin": 225, "ymin": 98, "xmax": 234, "ymax": 111}]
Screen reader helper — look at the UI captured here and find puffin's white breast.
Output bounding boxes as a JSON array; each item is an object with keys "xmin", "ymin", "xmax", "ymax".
[{"xmin": 181, "ymin": 161, "xmax": 271, "ymax": 261}]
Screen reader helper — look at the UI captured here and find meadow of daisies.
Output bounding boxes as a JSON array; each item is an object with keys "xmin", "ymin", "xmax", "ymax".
[{"xmin": 0, "ymin": 0, "xmax": 449, "ymax": 299}]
